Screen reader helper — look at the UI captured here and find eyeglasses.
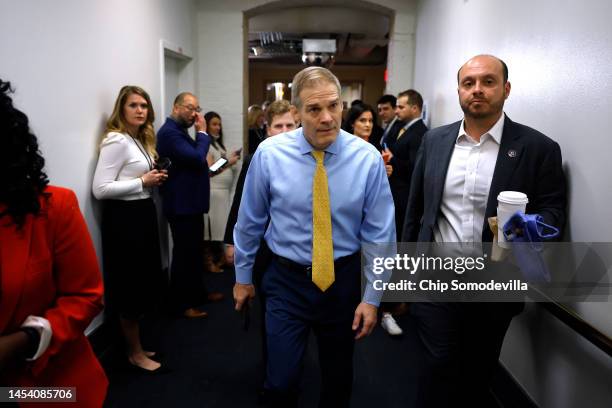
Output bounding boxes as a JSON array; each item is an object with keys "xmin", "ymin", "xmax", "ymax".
[{"xmin": 180, "ymin": 104, "xmax": 202, "ymax": 113}]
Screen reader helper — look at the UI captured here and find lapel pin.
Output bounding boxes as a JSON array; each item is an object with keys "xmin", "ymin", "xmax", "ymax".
[{"xmin": 508, "ymin": 149, "xmax": 517, "ymax": 158}]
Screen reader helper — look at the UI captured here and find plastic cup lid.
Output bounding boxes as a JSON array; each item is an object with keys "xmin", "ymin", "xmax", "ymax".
[{"xmin": 497, "ymin": 191, "xmax": 528, "ymax": 205}]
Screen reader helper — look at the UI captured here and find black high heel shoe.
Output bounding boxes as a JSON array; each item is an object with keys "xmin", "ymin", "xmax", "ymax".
[{"xmin": 148, "ymin": 351, "xmax": 164, "ymax": 363}]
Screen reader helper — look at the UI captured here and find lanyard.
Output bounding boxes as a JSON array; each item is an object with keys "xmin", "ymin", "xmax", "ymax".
[{"xmin": 129, "ymin": 135, "xmax": 153, "ymax": 171}]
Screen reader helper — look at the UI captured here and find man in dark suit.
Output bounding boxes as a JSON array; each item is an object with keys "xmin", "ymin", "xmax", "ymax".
[
  {"xmin": 223, "ymin": 100, "xmax": 297, "ymax": 263},
  {"xmin": 157, "ymin": 92, "xmax": 222, "ymax": 319},
  {"xmin": 402, "ymin": 55, "xmax": 566, "ymax": 407},
  {"xmin": 386, "ymin": 89, "xmax": 428, "ymax": 241},
  {"xmin": 379, "ymin": 90, "xmax": 428, "ymax": 337},
  {"xmin": 377, "ymin": 94, "xmax": 398, "ymax": 148},
  {"xmin": 223, "ymin": 100, "xmax": 297, "ymax": 401}
]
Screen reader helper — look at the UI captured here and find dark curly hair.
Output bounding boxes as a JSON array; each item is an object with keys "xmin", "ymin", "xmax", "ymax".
[{"xmin": 0, "ymin": 79, "xmax": 49, "ymax": 228}]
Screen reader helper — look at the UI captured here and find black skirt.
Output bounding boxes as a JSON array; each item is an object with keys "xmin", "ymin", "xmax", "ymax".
[{"xmin": 101, "ymin": 198, "xmax": 166, "ymax": 319}]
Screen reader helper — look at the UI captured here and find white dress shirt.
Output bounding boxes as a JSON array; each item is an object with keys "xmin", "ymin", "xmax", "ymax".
[
  {"xmin": 92, "ymin": 132, "xmax": 152, "ymax": 200},
  {"xmin": 433, "ymin": 114, "xmax": 505, "ymax": 243}
]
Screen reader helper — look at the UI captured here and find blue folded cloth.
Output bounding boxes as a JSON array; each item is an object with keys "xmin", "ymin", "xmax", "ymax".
[{"xmin": 503, "ymin": 212, "xmax": 559, "ymax": 283}]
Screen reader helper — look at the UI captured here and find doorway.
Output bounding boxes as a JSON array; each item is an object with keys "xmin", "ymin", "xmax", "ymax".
[{"xmin": 159, "ymin": 40, "xmax": 193, "ymax": 271}]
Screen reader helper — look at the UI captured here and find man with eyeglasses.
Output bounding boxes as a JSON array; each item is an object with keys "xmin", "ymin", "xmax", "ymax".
[{"xmin": 157, "ymin": 92, "xmax": 224, "ymax": 319}]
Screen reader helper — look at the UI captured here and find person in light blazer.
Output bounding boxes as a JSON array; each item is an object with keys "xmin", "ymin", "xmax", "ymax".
[{"xmin": 0, "ymin": 79, "xmax": 108, "ymax": 406}]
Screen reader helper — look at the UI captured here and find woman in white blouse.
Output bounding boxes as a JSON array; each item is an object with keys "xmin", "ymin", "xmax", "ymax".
[
  {"xmin": 204, "ymin": 111, "xmax": 240, "ymax": 272},
  {"xmin": 92, "ymin": 86, "xmax": 168, "ymax": 373}
]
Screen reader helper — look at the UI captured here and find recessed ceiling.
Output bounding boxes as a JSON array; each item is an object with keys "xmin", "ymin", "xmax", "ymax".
[{"xmin": 248, "ymin": 6, "xmax": 390, "ymax": 66}]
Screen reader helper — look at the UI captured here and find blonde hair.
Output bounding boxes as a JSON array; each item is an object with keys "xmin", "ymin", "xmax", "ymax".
[
  {"xmin": 265, "ymin": 100, "xmax": 292, "ymax": 125},
  {"xmin": 291, "ymin": 67, "xmax": 341, "ymax": 108},
  {"xmin": 104, "ymin": 86, "xmax": 157, "ymax": 158},
  {"xmin": 247, "ymin": 104, "xmax": 264, "ymax": 128}
]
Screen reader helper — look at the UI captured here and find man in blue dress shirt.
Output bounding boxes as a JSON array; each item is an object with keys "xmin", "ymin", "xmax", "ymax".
[{"xmin": 233, "ymin": 67, "xmax": 396, "ymax": 407}]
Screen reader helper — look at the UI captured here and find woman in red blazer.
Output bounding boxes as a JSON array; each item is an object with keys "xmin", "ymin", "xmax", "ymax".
[{"xmin": 0, "ymin": 79, "xmax": 108, "ymax": 407}]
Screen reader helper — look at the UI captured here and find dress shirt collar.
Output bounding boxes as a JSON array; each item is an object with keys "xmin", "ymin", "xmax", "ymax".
[
  {"xmin": 457, "ymin": 113, "xmax": 505, "ymax": 145},
  {"xmin": 403, "ymin": 117, "xmax": 421, "ymax": 131},
  {"xmin": 384, "ymin": 116, "xmax": 398, "ymax": 130},
  {"xmin": 297, "ymin": 127, "xmax": 341, "ymax": 156}
]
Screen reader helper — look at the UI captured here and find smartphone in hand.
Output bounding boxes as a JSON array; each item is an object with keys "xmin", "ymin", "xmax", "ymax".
[
  {"xmin": 209, "ymin": 157, "xmax": 228, "ymax": 173},
  {"xmin": 155, "ymin": 157, "xmax": 172, "ymax": 171}
]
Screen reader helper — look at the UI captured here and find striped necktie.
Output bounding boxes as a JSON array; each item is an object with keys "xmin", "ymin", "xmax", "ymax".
[{"xmin": 311, "ymin": 150, "xmax": 334, "ymax": 291}]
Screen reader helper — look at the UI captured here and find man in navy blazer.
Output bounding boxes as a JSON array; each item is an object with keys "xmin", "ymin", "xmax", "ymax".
[
  {"xmin": 402, "ymin": 55, "xmax": 566, "ymax": 407},
  {"xmin": 157, "ymin": 92, "xmax": 221, "ymax": 318}
]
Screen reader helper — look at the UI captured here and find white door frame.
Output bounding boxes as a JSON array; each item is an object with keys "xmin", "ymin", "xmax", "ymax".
[{"xmin": 159, "ymin": 39, "xmax": 193, "ymax": 119}]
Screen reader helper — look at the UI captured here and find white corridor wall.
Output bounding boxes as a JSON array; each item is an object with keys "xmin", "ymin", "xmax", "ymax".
[
  {"xmin": 0, "ymin": 0, "xmax": 197, "ymax": 262},
  {"xmin": 412, "ymin": 0, "xmax": 612, "ymax": 407}
]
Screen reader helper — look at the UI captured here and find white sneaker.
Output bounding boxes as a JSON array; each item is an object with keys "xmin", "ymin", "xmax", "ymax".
[{"xmin": 381, "ymin": 313, "xmax": 403, "ymax": 336}]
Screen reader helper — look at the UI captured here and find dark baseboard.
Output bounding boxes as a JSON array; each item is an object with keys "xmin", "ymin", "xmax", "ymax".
[{"xmin": 491, "ymin": 362, "xmax": 538, "ymax": 408}]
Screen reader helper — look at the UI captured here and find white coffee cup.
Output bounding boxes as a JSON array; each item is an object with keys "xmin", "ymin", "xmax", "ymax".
[{"xmin": 497, "ymin": 191, "xmax": 529, "ymax": 248}]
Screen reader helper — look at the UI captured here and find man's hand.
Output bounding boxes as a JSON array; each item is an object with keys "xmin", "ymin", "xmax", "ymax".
[
  {"xmin": 352, "ymin": 302, "xmax": 378, "ymax": 340},
  {"xmin": 233, "ymin": 283, "xmax": 256, "ymax": 311},
  {"xmin": 195, "ymin": 112, "xmax": 206, "ymax": 133}
]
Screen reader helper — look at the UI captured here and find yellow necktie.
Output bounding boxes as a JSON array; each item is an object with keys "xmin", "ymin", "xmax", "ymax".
[
  {"xmin": 397, "ymin": 128, "xmax": 406, "ymax": 140},
  {"xmin": 311, "ymin": 150, "xmax": 334, "ymax": 291}
]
